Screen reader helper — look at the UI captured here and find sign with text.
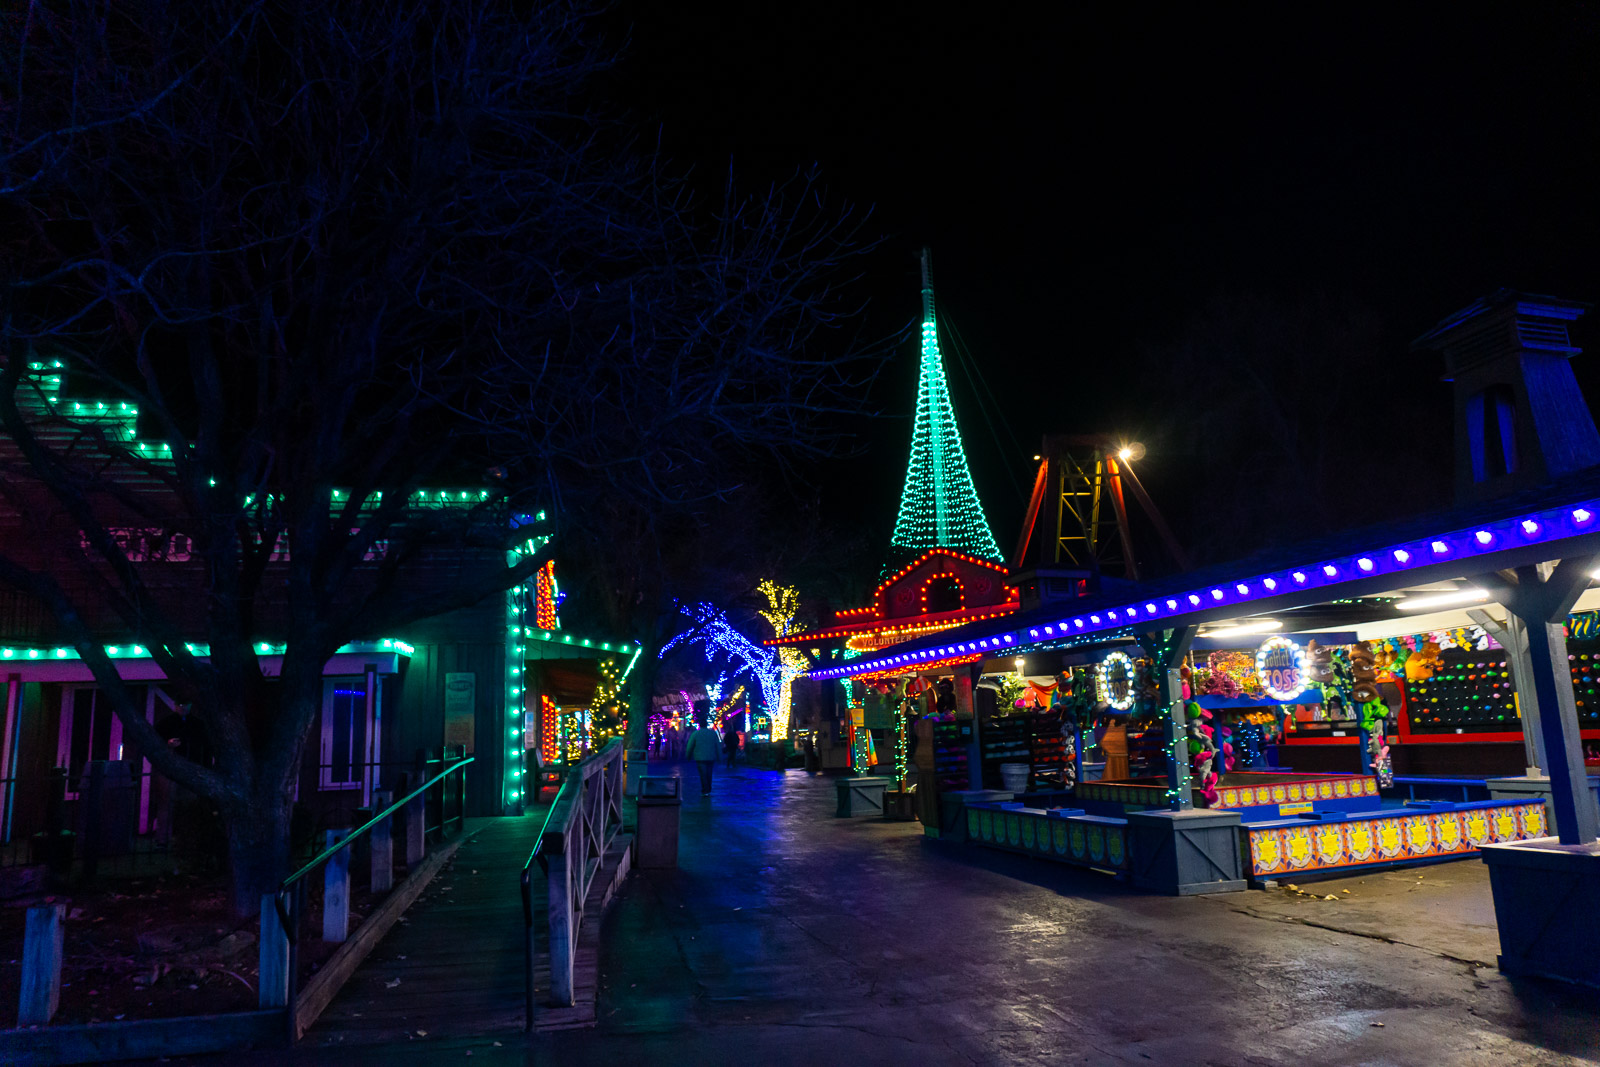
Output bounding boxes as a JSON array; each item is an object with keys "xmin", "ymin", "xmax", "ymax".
[{"xmin": 444, "ymin": 672, "xmax": 476, "ymax": 753}]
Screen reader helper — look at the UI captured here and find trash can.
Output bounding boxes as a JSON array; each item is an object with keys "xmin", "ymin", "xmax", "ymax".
[
  {"xmin": 625, "ymin": 748, "xmax": 647, "ymax": 796},
  {"xmin": 635, "ymin": 776, "xmax": 682, "ymax": 869}
]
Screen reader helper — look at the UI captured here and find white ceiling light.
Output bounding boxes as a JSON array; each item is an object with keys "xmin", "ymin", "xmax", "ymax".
[
  {"xmin": 1397, "ymin": 588, "xmax": 1488, "ymax": 612},
  {"xmin": 1203, "ymin": 619, "xmax": 1282, "ymax": 638}
]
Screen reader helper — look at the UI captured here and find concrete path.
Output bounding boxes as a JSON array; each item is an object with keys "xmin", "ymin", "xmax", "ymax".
[{"xmin": 172, "ymin": 763, "xmax": 1600, "ymax": 1066}]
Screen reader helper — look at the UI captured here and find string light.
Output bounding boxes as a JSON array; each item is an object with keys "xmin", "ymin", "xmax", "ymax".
[
  {"xmin": 885, "ymin": 273, "xmax": 1004, "ymax": 568},
  {"xmin": 662, "ymin": 600, "xmax": 807, "ymax": 740}
]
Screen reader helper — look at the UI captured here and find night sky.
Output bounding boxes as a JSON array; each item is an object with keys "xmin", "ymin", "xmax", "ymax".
[{"xmin": 610, "ymin": 2, "xmax": 1600, "ymax": 577}]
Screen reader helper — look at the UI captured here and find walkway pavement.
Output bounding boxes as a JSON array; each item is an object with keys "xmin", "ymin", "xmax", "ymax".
[{"xmin": 177, "ymin": 763, "xmax": 1600, "ymax": 1066}]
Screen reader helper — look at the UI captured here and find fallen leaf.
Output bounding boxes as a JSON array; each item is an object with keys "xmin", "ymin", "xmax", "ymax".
[
  {"xmin": 417, "ymin": 1029, "xmax": 428, "ymax": 1036},
  {"xmin": 386, "ymin": 978, "xmax": 401, "ymax": 989}
]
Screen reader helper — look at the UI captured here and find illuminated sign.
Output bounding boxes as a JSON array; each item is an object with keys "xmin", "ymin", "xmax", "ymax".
[
  {"xmin": 1255, "ymin": 636, "xmax": 1308, "ymax": 702},
  {"xmin": 1098, "ymin": 651, "xmax": 1137, "ymax": 711}
]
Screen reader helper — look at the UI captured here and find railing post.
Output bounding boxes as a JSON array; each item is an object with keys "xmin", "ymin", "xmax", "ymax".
[
  {"xmin": 18, "ymin": 902, "xmax": 64, "ymax": 1026},
  {"xmin": 404, "ymin": 779, "xmax": 426, "ymax": 867},
  {"xmin": 522, "ymin": 868, "xmax": 537, "ymax": 1032},
  {"xmin": 455, "ymin": 746, "xmax": 467, "ymax": 837},
  {"xmin": 322, "ymin": 829, "xmax": 351, "ymax": 943},
  {"xmin": 370, "ymin": 791, "xmax": 393, "ymax": 893},
  {"xmin": 259, "ymin": 893, "xmax": 290, "ymax": 1009},
  {"xmin": 548, "ymin": 842, "xmax": 574, "ymax": 1006}
]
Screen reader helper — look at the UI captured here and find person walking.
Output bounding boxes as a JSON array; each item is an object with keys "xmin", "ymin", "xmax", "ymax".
[
  {"xmin": 722, "ymin": 720, "xmax": 740, "ymax": 769},
  {"xmin": 686, "ymin": 704, "xmax": 722, "ymax": 796}
]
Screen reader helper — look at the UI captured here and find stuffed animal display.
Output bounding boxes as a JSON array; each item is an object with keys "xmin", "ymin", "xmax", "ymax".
[
  {"xmin": 1348, "ymin": 641, "xmax": 1381, "ymax": 704},
  {"xmin": 1405, "ymin": 640, "xmax": 1443, "ymax": 682}
]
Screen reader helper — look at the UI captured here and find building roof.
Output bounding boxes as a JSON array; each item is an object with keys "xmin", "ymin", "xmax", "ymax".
[{"xmin": 810, "ymin": 465, "xmax": 1600, "ymax": 679}]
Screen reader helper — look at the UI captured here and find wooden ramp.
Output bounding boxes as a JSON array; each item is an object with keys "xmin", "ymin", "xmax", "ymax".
[
  {"xmin": 304, "ymin": 812, "xmax": 546, "ymax": 1047},
  {"xmin": 529, "ymin": 833, "xmax": 633, "ymax": 1032}
]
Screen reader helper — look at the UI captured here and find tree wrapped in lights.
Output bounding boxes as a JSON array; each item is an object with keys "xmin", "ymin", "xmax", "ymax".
[
  {"xmin": 757, "ymin": 580, "xmax": 809, "ymax": 740},
  {"xmin": 886, "ymin": 250, "xmax": 1003, "ymax": 571},
  {"xmin": 587, "ymin": 656, "xmax": 625, "ymax": 748},
  {"xmin": 661, "ymin": 598, "xmax": 807, "ymax": 740}
]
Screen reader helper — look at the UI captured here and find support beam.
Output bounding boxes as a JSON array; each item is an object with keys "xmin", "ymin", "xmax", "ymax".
[
  {"xmin": 1479, "ymin": 558, "xmax": 1598, "ymax": 844},
  {"xmin": 1138, "ymin": 626, "xmax": 1198, "ymax": 812},
  {"xmin": 1468, "ymin": 607, "xmax": 1546, "ymax": 774}
]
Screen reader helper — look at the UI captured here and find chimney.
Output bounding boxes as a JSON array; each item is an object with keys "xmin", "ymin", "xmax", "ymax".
[{"xmin": 1411, "ymin": 290, "xmax": 1599, "ymax": 505}]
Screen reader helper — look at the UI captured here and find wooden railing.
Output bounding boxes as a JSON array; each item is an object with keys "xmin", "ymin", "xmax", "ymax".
[
  {"xmin": 261, "ymin": 753, "xmax": 472, "ymax": 1039},
  {"xmin": 521, "ymin": 738, "xmax": 624, "ymax": 1029}
]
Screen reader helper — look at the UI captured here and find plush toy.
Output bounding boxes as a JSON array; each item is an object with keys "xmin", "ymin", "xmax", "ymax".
[
  {"xmin": 1405, "ymin": 640, "xmax": 1443, "ymax": 682},
  {"xmin": 1307, "ymin": 640, "xmax": 1335, "ymax": 686},
  {"xmin": 1180, "ymin": 664, "xmax": 1192, "ymax": 702},
  {"xmin": 1185, "ymin": 702, "xmax": 1217, "ymax": 788},
  {"xmin": 1348, "ymin": 641, "xmax": 1381, "ymax": 704}
]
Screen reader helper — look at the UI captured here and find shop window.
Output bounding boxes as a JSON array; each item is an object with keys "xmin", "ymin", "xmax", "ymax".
[
  {"xmin": 56, "ymin": 685, "xmax": 148, "ymax": 799},
  {"xmin": 320, "ymin": 681, "xmax": 371, "ymax": 791},
  {"xmin": 319, "ymin": 677, "xmax": 381, "ymax": 795}
]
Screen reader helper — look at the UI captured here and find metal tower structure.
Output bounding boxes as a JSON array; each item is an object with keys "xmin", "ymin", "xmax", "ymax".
[
  {"xmin": 885, "ymin": 249, "xmax": 1004, "ymax": 571},
  {"xmin": 1011, "ymin": 435, "xmax": 1191, "ymax": 582}
]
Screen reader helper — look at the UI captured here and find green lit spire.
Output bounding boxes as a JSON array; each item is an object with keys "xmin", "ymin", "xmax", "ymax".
[{"xmin": 886, "ymin": 249, "xmax": 1003, "ymax": 569}]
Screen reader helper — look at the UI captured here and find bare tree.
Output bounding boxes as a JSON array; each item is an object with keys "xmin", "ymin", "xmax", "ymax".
[{"xmin": 0, "ymin": 0, "xmax": 880, "ymax": 914}]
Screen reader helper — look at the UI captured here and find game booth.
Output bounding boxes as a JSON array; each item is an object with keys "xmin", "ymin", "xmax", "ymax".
[{"xmin": 953, "ymin": 632, "xmax": 1554, "ymax": 888}]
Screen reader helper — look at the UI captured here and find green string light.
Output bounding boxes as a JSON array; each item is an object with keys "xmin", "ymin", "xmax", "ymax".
[{"xmin": 886, "ymin": 264, "xmax": 1002, "ymax": 569}]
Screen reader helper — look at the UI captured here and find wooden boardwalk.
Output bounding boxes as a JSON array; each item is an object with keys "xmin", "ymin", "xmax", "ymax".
[{"xmin": 304, "ymin": 811, "xmax": 547, "ymax": 1047}]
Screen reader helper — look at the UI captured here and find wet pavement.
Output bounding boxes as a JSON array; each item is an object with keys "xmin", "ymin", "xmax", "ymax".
[{"xmin": 180, "ymin": 763, "xmax": 1600, "ymax": 1065}]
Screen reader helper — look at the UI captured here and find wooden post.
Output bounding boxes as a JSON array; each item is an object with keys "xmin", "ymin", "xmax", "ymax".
[
  {"xmin": 404, "ymin": 784, "xmax": 426, "ymax": 868},
  {"xmin": 19, "ymin": 903, "xmax": 65, "ymax": 1026},
  {"xmin": 959, "ymin": 666, "xmax": 981, "ymax": 789},
  {"xmin": 1482, "ymin": 559, "xmax": 1599, "ymax": 844},
  {"xmin": 259, "ymin": 893, "xmax": 290, "ymax": 1008},
  {"xmin": 370, "ymin": 790, "xmax": 393, "ymax": 893},
  {"xmin": 1139, "ymin": 626, "xmax": 1197, "ymax": 811},
  {"xmin": 547, "ymin": 840, "xmax": 575, "ymax": 1005},
  {"xmin": 1469, "ymin": 607, "xmax": 1547, "ymax": 774},
  {"xmin": 323, "ymin": 829, "xmax": 351, "ymax": 942}
]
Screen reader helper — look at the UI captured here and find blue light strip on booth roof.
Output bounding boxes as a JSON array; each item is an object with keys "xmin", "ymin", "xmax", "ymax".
[{"xmin": 808, "ymin": 500, "xmax": 1600, "ymax": 680}]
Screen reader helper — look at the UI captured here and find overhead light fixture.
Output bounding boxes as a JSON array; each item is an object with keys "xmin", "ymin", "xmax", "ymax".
[
  {"xmin": 1203, "ymin": 619, "xmax": 1282, "ymax": 638},
  {"xmin": 1397, "ymin": 588, "xmax": 1488, "ymax": 612}
]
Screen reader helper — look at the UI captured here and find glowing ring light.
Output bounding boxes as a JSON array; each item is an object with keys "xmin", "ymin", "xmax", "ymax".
[
  {"xmin": 1255, "ymin": 636, "xmax": 1308, "ymax": 702},
  {"xmin": 1097, "ymin": 651, "xmax": 1137, "ymax": 711}
]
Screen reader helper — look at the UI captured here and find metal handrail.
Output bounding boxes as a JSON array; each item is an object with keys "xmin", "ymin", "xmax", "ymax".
[
  {"xmin": 266, "ymin": 751, "xmax": 472, "ymax": 1043},
  {"xmin": 521, "ymin": 738, "xmax": 624, "ymax": 1030},
  {"xmin": 281, "ymin": 756, "xmax": 473, "ymax": 890}
]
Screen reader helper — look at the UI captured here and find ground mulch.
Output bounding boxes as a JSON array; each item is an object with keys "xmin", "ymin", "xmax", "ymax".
[{"xmin": 0, "ymin": 870, "xmax": 383, "ymax": 1028}]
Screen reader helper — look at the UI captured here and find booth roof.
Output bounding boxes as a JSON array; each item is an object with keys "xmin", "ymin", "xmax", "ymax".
[
  {"xmin": 810, "ymin": 465, "xmax": 1600, "ymax": 679},
  {"xmin": 536, "ymin": 658, "xmax": 604, "ymax": 703}
]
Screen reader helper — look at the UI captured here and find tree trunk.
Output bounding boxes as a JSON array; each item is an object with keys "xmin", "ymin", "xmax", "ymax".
[
  {"xmin": 625, "ymin": 646, "xmax": 659, "ymax": 752},
  {"xmin": 223, "ymin": 786, "xmax": 294, "ymax": 921}
]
